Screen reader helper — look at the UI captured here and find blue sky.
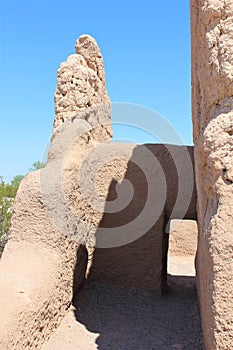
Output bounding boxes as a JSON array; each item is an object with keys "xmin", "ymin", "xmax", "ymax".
[{"xmin": 0, "ymin": 0, "xmax": 191, "ymax": 182}]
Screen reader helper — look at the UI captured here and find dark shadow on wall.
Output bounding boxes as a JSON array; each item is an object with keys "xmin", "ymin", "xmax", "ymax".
[
  {"xmin": 72, "ymin": 143, "xmax": 200, "ymax": 349},
  {"xmin": 86, "ymin": 144, "xmax": 196, "ymax": 295},
  {"xmin": 72, "ymin": 245, "xmax": 88, "ymax": 299}
]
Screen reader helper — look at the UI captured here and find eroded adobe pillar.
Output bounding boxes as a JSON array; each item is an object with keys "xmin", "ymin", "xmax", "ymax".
[
  {"xmin": 0, "ymin": 35, "xmax": 111, "ymax": 350},
  {"xmin": 191, "ymin": 1, "xmax": 233, "ymax": 349}
]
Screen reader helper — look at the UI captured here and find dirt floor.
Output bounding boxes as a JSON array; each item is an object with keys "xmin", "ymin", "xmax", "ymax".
[
  {"xmin": 41, "ymin": 220, "xmax": 203, "ymax": 350},
  {"xmin": 41, "ymin": 278, "xmax": 202, "ymax": 350}
]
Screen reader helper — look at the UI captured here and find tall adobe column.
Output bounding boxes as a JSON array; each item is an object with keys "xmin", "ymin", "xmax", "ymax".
[
  {"xmin": 48, "ymin": 34, "xmax": 112, "ymax": 161},
  {"xmin": 53, "ymin": 34, "xmax": 110, "ymax": 130},
  {"xmin": 0, "ymin": 35, "xmax": 111, "ymax": 350},
  {"xmin": 191, "ymin": 1, "xmax": 233, "ymax": 349}
]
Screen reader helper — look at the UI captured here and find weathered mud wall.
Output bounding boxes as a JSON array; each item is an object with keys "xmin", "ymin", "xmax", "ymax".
[
  {"xmin": 191, "ymin": 1, "xmax": 233, "ymax": 349},
  {"xmin": 86, "ymin": 144, "xmax": 196, "ymax": 294},
  {"xmin": 0, "ymin": 31, "xmax": 199, "ymax": 349},
  {"xmin": 0, "ymin": 35, "xmax": 111, "ymax": 350},
  {"xmin": 169, "ymin": 219, "xmax": 198, "ymax": 257},
  {"xmin": 0, "ymin": 172, "xmax": 88, "ymax": 349}
]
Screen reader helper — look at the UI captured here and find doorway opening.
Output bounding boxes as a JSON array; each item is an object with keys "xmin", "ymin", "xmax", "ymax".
[{"xmin": 167, "ymin": 219, "xmax": 198, "ymax": 289}]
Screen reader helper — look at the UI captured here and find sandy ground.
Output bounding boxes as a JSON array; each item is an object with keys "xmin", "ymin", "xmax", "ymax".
[{"xmin": 41, "ymin": 252, "xmax": 202, "ymax": 350}]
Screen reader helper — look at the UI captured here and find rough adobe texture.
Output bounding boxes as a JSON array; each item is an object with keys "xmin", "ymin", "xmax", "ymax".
[
  {"xmin": 54, "ymin": 35, "xmax": 110, "ymax": 130},
  {"xmin": 191, "ymin": 1, "xmax": 233, "ymax": 349},
  {"xmin": 83, "ymin": 144, "xmax": 196, "ymax": 293},
  {"xmin": 0, "ymin": 34, "xmax": 198, "ymax": 348},
  {"xmin": 0, "ymin": 35, "xmax": 111, "ymax": 349},
  {"xmin": 0, "ymin": 171, "xmax": 88, "ymax": 349},
  {"xmin": 169, "ymin": 220, "xmax": 198, "ymax": 257},
  {"xmin": 4, "ymin": 25, "xmax": 232, "ymax": 348}
]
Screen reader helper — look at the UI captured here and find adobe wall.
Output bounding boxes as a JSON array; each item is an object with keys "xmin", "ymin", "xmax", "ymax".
[
  {"xmin": 0, "ymin": 35, "xmax": 112, "ymax": 350},
  {"xmin": 191, "ymin": 1, "xmax": 233, "ymax": 349},
  {"xmin": 87, "ymin": 143, "xmax": 196, "ymax": 293},
  {"xmin": 49, "ymin": 127, "xmax": 196, "ymax": 296},
  {"xmin": 0, "ymin": 35, "xmax": 197, "ymax": 348},
  {"xmin": 3, "ymin": 16, "xmax": 233, "ymax": 348}
]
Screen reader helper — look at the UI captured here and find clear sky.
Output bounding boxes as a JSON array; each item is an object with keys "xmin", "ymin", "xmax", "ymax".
[{"xmin": 0, "ymin": 0, "xmax": 191, "ymax": 182}]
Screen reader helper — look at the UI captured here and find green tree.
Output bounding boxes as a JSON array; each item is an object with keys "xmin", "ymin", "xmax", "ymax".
[
  {"xmin": 4, "ymin": 175, "xmax": 24, "ymax": 198},
  {"xmin": 0, "ymin": 161, "xmax": 46, "ymax": 257},
  {"xmin": 29, "ymin": 161, "xmax": 46, "ymax": 172},
  {"xmin": 0, "ymin": 196, "xmax": 13, "ymax": 238},
  {"xmin": 0, "ymin": 175, "xmax": 23, "ymax": 256}
]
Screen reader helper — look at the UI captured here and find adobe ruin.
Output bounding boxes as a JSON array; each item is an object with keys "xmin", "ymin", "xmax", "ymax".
[{"xmin": 0, "ymin": 1, "xmax": 233, "ymax": 347}]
